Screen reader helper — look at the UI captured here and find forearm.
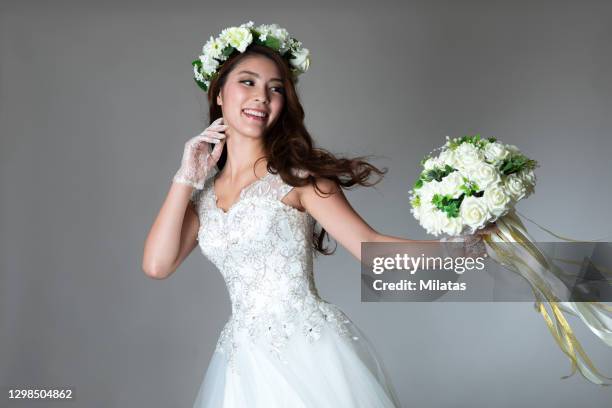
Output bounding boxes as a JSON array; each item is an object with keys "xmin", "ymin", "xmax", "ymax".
[
  {"xmin": 371, "ymin": 232, "xmax": 433, "ymax": 244},
  {"xmin": 142, "ymin": 182, "xmax": 194, "ymax": 278},
  {"xmin": 359, "ymin": 231, "xmax": 448, "ymax": 266}
]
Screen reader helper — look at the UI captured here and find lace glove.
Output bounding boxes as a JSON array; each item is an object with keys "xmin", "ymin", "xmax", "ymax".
[
  {"xmin": 172, "ymin": 117, "xmax": 227, "ymax": 189},
  {"xmin": 440, "ymin": 223, "xmax": 498, "ymax": 259}
]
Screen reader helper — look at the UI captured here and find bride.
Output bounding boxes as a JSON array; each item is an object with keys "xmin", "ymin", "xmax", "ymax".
[{"xmin": 142, "ymin": 22, "xmax": 494, "ymax": 408}]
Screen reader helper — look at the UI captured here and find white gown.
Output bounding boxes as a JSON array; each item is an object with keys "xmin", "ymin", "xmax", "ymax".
[{"xmin": 189, "ymin": 167, "xmax": 402, "ymax": 408}]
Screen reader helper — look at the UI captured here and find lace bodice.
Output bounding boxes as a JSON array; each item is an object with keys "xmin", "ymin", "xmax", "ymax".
[{"xmin": 190, "ymin": 168, "xmax": 357, "ymax": 373}]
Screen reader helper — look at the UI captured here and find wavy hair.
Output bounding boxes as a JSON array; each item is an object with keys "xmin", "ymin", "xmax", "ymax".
[{"xmin": 204, "ymin": 43, "xmax": 387, "ymax": 255}]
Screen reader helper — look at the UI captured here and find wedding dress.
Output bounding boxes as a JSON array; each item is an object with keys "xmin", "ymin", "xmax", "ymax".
[{"xmin": 189, "ymin": 167, "xmax": 402, "ymax": 408}]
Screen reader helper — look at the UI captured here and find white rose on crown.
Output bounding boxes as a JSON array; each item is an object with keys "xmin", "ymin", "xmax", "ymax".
[
  {"xmin": 192, "ymin": 21, "xmax": 311, "ymax": 92},
  {"xmin": 220, "ymin": 26, "xmax": 253, "ymax": 53},
  {"xmin": 290, "ymin": 47, "xmax": 310, "ymax": 73}
]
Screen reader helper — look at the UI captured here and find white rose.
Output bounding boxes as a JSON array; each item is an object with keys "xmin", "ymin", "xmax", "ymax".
[
  {"xmin": 518, "ymin": 168, "xmax": 536, "ymax": 198},
  {"xmin": 416, "ymin": 203, "xmax": 432, "ymax": 226},
  {"xmin": 410, "ymin": 202, "xmax": 423, "ymax": 221},
  {"xmin": 454, "ymin": 143, "xmax": 484, "ymax": 171},
  {"xmin": 442, "ymin": 215, "xmax": 464, "ymax": 236},
  {"xmin": 483, "ymin": 183, "xmax": 511, "ymax": 217},
  {"xmin": 220, "ymin": 27, "xmax": 253, "ymax": 53},
  {"xmin": 290, "ymin": 47, "xmax": 310, "ymax": 73},
  {"xmin": 423, "ymin": 156, "xmax": 443, "ymax": 170},
  {"xmin": 506, "ymin": 144, "xmax": 520, "ymax": 153},
  {"xmin": 439, "ymin": 171, "xmax": 465, "ymax": 199},
  {"xmin": 471, "ymin": 163, "xmax": 501, "ymax": 190},
  {"xmin": 504, "ymin": 173, "xmax": 527, "ymax": 201},
  {"xmin": 415, "ymin": 202, "xmax": 440, "ymax": 225},
  {"xmin": 460, "ymin": 196, "xmax": 490, "ymax": 232},
  {"xmin": 417, "ymin": 181, "xmax": 440, "ymax": 206},
  {"xmin": 409, "ymin": 190, "xmax": 422, "ymax": 220},
  {"xmin": 483, "ymin": 142, "xmax": 510, "ymax": 164},
  {"xmin": 438, "ymin": 149, "xmax": 458, "ymax": 168},
  {"xmin": 421, "ymin": 208, "xmax": 448, "ymax": 236},
  {"xmin": 518, "ymin": 168, "xmax": 536, "ymax": 188}
]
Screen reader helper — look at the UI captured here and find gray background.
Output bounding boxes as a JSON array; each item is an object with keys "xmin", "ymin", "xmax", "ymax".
[{"xmin": 2, "ymin": 0, "xmax": 611, "ymax": 407}]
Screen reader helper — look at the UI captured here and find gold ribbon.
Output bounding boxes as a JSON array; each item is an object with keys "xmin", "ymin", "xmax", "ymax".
[
  {"xmin": 482, "ymin": 209, "xmax": 612, "ymax": 386},
  {"xmin": 514, "ymin": 209, "xmax": 612, "ymax": 243}
]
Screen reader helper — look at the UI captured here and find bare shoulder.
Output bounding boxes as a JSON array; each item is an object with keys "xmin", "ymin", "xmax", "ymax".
[
  {"xmin": 295, "ymin": 174, "xmax": 343, "ymax": 211},
  {"xmin": 296, "ymin": 176, "xmax": 339, "ymax": 195},
  {"xmin": 294, "ymin": 171, "xmax": 377, "ymax": 262}
]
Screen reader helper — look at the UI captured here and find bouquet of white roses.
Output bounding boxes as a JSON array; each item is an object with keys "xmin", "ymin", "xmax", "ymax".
[
  {"xmin": 408, "ymin": 134, "xmax": 538, "ymax": 237},
  {"xmin": 409, "ymin": 134, "xmax": 612, "ymax": 386}
]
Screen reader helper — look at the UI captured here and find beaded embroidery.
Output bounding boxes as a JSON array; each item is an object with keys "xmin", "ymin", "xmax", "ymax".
[{"xmin": 190, "ymin": 168, "xmax": 358, "ymax": 374}]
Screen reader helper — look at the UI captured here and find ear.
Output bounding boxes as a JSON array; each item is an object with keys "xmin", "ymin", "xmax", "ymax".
[{"xmin": 216, "ymin": 93, "xmax": 222, "ymax": 106}]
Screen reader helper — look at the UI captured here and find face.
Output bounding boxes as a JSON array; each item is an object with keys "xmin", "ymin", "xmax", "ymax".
[{"xmin": 217, "ymin": 55, "xmax": 285, "ymax": 139}]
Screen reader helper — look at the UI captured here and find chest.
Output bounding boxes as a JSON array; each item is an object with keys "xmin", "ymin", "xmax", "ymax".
[{"xmin": 196, "ymin": 192, "xmax": 313, "ymax": 260}]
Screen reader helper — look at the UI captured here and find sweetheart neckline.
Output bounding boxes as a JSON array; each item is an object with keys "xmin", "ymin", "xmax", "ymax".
[
  {"xmin": 210, "ymin": 170, "xmax": 309, "ymax": 217},
  {"xmin": 212, "ymin": 171, "xmax": 274, "ymax": 215}
]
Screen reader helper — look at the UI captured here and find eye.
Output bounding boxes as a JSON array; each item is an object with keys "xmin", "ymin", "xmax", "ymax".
[{"xmin": 240, "ymin": 80, "xmax": 284, "ymax": 95}]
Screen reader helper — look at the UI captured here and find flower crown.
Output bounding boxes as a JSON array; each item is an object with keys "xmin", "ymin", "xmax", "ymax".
[{"xmin": 192, "ymin": 21, "xmax": 311, "ymax": 92}]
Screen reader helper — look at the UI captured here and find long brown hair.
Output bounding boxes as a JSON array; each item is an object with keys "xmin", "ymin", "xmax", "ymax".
[{"xmin": 205, "ymin": 43, "xmax": 387, "ymax": 255}]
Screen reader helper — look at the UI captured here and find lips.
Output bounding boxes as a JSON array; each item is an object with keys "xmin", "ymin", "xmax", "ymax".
[{"xmin": 242, "ymin": 109, "xmax": 268, "ymax": 122}]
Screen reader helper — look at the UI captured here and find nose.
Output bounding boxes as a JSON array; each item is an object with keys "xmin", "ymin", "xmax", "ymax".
[{"xmin": 253, "ymin": 88, "xmax": 270, "ymax": 104}]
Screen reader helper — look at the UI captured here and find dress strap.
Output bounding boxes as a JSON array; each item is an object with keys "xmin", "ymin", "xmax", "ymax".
[{"xmin": 267, "ymin": 168, "xmax": 310, "ymax": 201}]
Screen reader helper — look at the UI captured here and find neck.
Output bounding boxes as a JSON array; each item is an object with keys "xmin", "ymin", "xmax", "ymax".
[{"xmin": 222, "ymin": 128, "xmax": 268, "ymax": 180}]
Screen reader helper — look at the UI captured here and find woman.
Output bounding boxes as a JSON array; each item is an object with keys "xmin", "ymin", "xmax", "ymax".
[{"xmin": 142, "ymin": 22, "xmax": 494, "ymax": 408}]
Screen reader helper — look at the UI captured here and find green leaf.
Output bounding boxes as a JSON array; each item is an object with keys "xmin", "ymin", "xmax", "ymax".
[
  {"xmin": 447, "ymin": 133, "xmax": 491, "ymax": 150},
  {"xmin": 459, "ymin": 178, "xmax": 480, "ymax": 196},
  {"xmin": 421, "ymin": 165, "xmax": 456, "ymax": 182},
  {"xmin": 195, "ymin": 78, "xmax": 208, "ymax": 92},
  {"xmin": 498, "ymin": 154, "xmax": 537, "ymax": 175},
  {"xmin": 222, "ymin": 45, "xmax": 235, "ymax": 58},
  {"xmin": 432, "ymin": 193, "xmax": 464, "ymax": 218},
  {"xmin": 264, "ymin": 36, "xmax": 281, "ymax": 50}
]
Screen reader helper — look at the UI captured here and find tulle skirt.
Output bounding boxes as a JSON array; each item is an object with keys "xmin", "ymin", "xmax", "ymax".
[{"xmin": 192, "ymin": 315, "xmax": 402, "ymax": 408}]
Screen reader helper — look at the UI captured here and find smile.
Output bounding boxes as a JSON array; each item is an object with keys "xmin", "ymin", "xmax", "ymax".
[{"xmin": 242, "ymin": 109, "xmax": 268, "ymax": 122}]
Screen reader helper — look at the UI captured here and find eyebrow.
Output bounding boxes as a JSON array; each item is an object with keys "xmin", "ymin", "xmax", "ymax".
[{"xmin": 237, "ymin": 70, "xmax": 283, "ymax": 83}]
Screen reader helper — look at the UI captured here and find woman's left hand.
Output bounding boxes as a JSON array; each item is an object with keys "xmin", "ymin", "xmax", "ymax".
[
  {"xmin": 475, "ymin": 222, "xmax": 499, "ymax": 238},
  {"xmin": 464, "ymin": 222, "xmax": 499, "ymax": 257}
]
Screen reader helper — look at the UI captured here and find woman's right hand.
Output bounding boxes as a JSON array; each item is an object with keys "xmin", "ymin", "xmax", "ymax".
[{"xmin": 172, "ymin": 117, "xmax": 227, "ymax": 189}]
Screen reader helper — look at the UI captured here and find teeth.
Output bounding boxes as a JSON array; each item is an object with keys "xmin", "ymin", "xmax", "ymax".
[{"xmin": 243, "ymin": 109, "xmax": 267, "ymax": 118}]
